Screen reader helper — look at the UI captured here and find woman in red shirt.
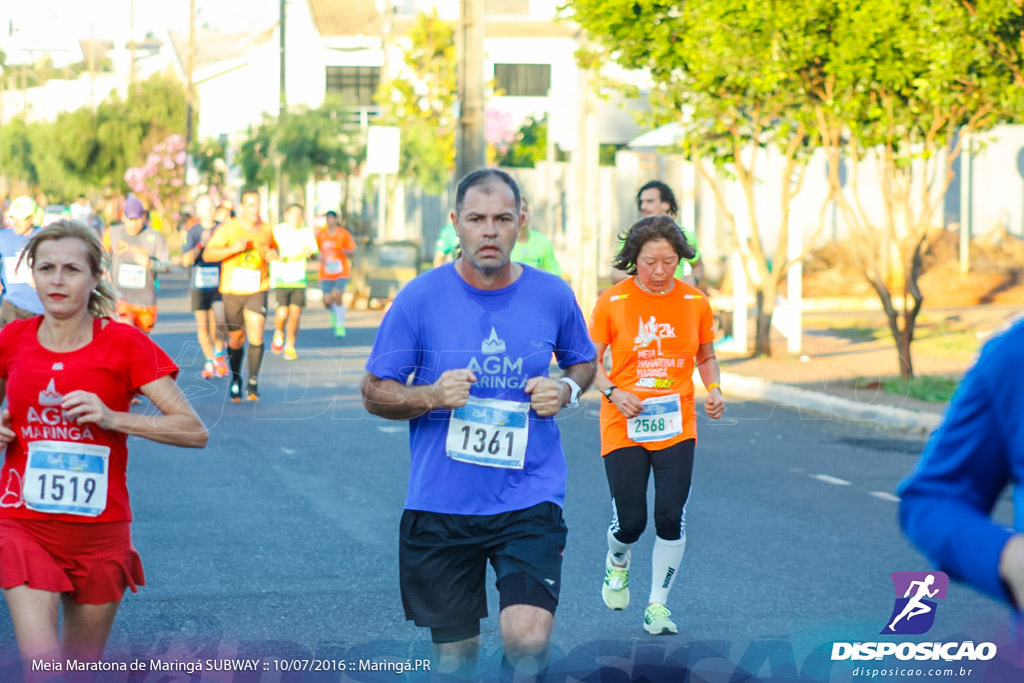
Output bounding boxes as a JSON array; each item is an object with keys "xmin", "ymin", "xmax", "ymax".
[
  {"xmin": 0, "ymin": 220, "xmax": 207, "ymax": 666},
  {"xmin": 589, "ymin": 215, "xmax": 725, "ymax": 636}
]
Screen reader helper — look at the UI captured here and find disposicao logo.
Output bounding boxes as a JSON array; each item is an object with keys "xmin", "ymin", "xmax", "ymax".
[
  {"xmin": 882, "ymin": 571, "xmax": 948, "ymax": 635},
  {"xmin": 831, "ymin": 571, "xmax": 997, "ymax": 663}
]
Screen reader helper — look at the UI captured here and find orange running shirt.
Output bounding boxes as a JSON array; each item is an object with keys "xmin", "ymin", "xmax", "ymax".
[
  {"xmin": 589, "ymin": 277, "xmax": 715, "ymax": 455},
  {"xmin": 204, "ymin": 219, "xmax": 277, "ymax": 295},
  {"xmin": 315, "ymin": 227, "xmax": 356, "ymax": 280}
]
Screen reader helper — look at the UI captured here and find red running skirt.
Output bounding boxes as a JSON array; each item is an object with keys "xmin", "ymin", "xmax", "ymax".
[{"xmin": 0, "ymin": 519, "xmax": 144, "ymax": 605}]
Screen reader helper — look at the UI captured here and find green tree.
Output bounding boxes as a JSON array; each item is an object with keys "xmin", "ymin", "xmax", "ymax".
[
  {"xmin": 235, "ymin": 100, "xmax": 366, "ymax": 214},
  {"xmin": 236, "ymin": 115, "xmax": 276, "ymax": 188},
  {"xmin": 376, "ymin": 9, "xmax": 456, "ymax": 193},
  {"xmin": 191, "ymin": 137, "xmax": 229, "ymax": 191},
  {"xmin": 497, "ymin": 115, "xmax": 548, "ymax": 168},
  {"xmin": 0, "ymin": 117, "xmax": 38, "ymax": 188},
  {"xmin": 0, "ymin": 72, "xmax": 186, "ymax": 202},
  {"xmin": 571, "ymin": 0, "xmax": 830, "ymax": 357},
  {"xmin": 961, "ymin": 0, "xmax": 1024, "ymax": 90},
  {"xmin": 810, "ymin": 0, "xmax": 1021, "ymax": 377}
]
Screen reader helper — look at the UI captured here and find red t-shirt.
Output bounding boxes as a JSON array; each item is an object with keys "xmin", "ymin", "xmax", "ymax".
[
  {"xmin": 589, "ymin": 278, "xmax": 715, "ymax": 455},
  {"xmin": 0, "ymin": 317, "xmax": 178, "ymax": 523},
  {"xmin": 315, "ymin": 227, "xmax": 356, "ymax": 280}
]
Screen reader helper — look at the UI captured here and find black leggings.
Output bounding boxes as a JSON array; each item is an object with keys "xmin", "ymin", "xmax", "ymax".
[{"xmin": 604, "ymin": 440, "xmax": 695, "ymax": 544}]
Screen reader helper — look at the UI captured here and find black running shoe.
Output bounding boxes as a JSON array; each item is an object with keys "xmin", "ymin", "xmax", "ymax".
[
  {"xmin": 230, "ymin": 380, "xmax": 243, "ymax": 403},
  {"xmin": 247, "ymin": 379, "xmax": 260, "ymax": 401}
]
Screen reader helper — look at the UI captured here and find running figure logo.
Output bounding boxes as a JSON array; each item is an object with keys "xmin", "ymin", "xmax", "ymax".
[
  {"xmin": 632, "ymin": 316, "xmax": 676, "ymax": 353},
  {"xmin": 881, "ymin": 571, "xmax": 949, "ymax": 635}
]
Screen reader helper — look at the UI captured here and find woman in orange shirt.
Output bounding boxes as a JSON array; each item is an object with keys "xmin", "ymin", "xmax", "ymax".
[{"xmin": 589, "ymin": 215, "xmax": 725, "ymax": 635}]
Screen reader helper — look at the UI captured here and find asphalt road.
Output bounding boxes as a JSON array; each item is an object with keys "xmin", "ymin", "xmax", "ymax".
[{"xmin": 0, "ymin": 272, "xmax": 1014, "ymax": 682}]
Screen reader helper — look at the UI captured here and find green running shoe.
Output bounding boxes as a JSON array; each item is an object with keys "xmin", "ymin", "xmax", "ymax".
[
  {"xmin": 602, "ymin": 552, "xmax": 630, "ymax": 610},
  {"xmin": 334, "ymin": 324, "xmax": 347, "ymax": 338},
  {"xmin": 643, "ymin": 602, "xmax": 678, "ymax": 635}
]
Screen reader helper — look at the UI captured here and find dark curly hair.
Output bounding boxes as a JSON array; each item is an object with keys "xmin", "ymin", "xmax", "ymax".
[{"xmin": 613, "ymin": 216, "xmax": 696, "ymax": 275}]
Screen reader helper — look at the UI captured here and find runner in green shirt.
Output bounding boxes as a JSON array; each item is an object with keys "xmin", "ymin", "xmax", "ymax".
[
  {"xmin": 511, "ymin": 196, "xmax": 562, "ymax": 276},
  {"xmin": 432, "ymin": 221, "xmax": 459, "ymax": 267},
  {"xmin": 611, "ymin": 181, "xmax": 703, "ymax": 285}
]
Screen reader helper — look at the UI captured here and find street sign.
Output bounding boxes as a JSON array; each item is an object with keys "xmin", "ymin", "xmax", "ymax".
[{"xmin": 366, "ymin": 126, "xmax": 401, "ymax": 175}]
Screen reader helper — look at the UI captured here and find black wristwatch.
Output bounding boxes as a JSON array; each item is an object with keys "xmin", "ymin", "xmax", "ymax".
[{"xmin": 602, "ymin": 385, "xmax": 617, "ymax": 401}]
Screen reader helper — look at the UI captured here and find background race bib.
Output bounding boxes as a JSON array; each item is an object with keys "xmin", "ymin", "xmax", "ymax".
[
  {"xmin": 24, "ymin": 441, "xmax": 110, "ymax": 517},
  {"xmin": 117, "ymin": 263, "xmax": 147, "ymax": 289},
  {"xmin": 270, "ymin": 260, "xmax": 307, "ymax": 288},
  {"xmin": 627, "ymin": 394, "xmax": 683, "ymax": 443},
  {"xmin": 446, "ymin": 398, "xmax": 530, "ymax": 469},
  {"xmin": 324, "ymin": 259, "xmax": 344, "ymax": 276},
  {"xmin": 193, "ymin": 266, "xmax": 220, "ymax": 289}
]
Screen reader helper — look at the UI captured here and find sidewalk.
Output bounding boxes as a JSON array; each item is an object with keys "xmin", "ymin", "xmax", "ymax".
[{"xmin": 702, "ymin": 305, "xmax": 1020, "ymax": 433}]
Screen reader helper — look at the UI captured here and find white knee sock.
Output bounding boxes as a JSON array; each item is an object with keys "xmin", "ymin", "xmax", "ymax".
[
  {"xmin": 607, "ymin": 527, "xmax": 633, "ymax": 567},
  {"xmin": 649, "ymin": 535, "xmax": 686, "ymax": 604}
]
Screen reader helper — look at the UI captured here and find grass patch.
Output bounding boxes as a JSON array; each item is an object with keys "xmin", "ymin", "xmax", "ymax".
[
  {"xmin": 881, "ymin": 375, "xmax": 961, "ymax": 403},
  {"xmin": 823, "ymin": 320, "xmax": 888, "ymax": 342},
  {"xmin": 818, "ymin": 316, "xmax": 984, "ymax": 357},
  {"xmin": 913, "ymin": 326, "xmax": 984, "ymax": 356}
]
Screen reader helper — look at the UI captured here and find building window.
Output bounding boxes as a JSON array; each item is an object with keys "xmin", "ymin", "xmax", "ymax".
[
  {"xmin": 326, "ymin": 66, "xmax": 381, "ymax": 107},
  {"xmin": 494, "ymin": 64, "xmax": 551, "ymax": 97}
]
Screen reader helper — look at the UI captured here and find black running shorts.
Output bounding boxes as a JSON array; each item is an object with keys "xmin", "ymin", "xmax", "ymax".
[
  {"xmin": 399, "ymin": 501, "xmax": 567, "ymax": 642},
  {"xmin": 274, "ymin": 288, "xmax": 306, "ymax": 308},
  {"xmin": 190, "ymin": 288, "xmax": 222, "ymax": 312},
  {"xmin": 222, "ymin": 292, "xmax": 268, "ymax": 329}
]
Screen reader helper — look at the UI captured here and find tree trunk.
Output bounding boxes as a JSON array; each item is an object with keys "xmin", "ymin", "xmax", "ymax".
[
  {"xmin": 870, "ymin": 278, "xmax": 918, "ymax": 379},
  {"xmin": 754, "ymin": 290, "xmax": 774, "ymax": 358},
  {"xmin": 896, "ymin": 326, "xmax": 914, "ymax": 378}
]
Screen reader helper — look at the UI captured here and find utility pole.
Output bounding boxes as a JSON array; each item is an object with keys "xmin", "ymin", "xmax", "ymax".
[
  {"xmin": 275, "ymin": 0, "xmax": 287, "ymax": 221},
  {"xmin": 185, "ymin": 0, "xmax": 196, "ymax": 150},
  {"xmin": 379, "ymin": 0, "xmax": 392, "ymax": 241},
  {"xmin": 88, "ymin": 24, "xmax": 96, "ymax": 109},
  {"xmin": 455, "ymin": 0, "xmax": 485, "ymax": 181},
  {"xmin": 573, "ymin": 62, "xmax": 599, "ymax": 314},
  {"xmin": 129, "ymin": 0, "xmax": 136, "ymax": 87}
]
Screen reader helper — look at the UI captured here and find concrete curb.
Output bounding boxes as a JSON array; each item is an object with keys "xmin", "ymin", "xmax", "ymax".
[{"xmin": 720, "ymin": 372, "xmax": 943, "ymax": 433}]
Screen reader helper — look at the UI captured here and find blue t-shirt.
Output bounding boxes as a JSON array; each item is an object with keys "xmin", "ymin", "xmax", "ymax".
[
  {"xmin": 366, "ymin": 264, "xmax": 595, "ymax": 515},
  {"xmin": 0, "ymin": 227, "xmax": 43, "ymax": 314}
]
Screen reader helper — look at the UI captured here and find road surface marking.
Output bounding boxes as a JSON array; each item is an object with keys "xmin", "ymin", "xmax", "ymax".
[{"xmin": 811, "ymin": 474, "xmax": 851, "ymax": 486}]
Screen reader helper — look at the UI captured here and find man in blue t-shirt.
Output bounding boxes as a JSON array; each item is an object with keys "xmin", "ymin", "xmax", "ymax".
[
  {"xmin": 0, "ymin": 196, "xmax": 44, "ymax": 327},
  {"xmin": 362, "ymin": 169, "xmax": 596, "ymax": 679}
]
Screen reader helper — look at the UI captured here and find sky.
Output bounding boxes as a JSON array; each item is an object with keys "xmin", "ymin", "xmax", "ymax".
[{"xmin": 1, "ymin": 0, "xmax": 281, "ymax": 47}]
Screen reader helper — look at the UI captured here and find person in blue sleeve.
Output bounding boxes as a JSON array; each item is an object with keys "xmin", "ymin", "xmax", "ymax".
[
  {"xmin": 0, "ymin": 196, "xmax": 44, "ymax": 327},
  {"xmin": 898, "ymin": 318, "xmax": 1024, "ymax": 609},
  {"xmin": 361, "ymin": 168, "xmax": 597, "ymax": 680}
]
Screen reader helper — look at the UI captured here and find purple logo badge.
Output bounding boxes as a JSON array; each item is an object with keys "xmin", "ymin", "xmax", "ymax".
[{"xmin": 881, "ymin": 571, "xmax": 949, "ymax": 635}]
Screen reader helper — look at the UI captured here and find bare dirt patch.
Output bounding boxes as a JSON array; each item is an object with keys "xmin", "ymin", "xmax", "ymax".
[{"xmin": 803, "ymin": 229, "xmax": 1024, "ymax": 307}]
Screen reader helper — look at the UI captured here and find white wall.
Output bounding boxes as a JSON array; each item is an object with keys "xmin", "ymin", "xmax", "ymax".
[
  {"xmin": 195, "ymin": 44, "xmax": 279, "ymax": 140},
  {"xmin": 961, "ymin": 125, "xmax": 1024, "ymax": 239}
]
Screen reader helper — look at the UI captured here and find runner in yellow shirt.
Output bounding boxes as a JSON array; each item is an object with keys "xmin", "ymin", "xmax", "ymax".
[{"xmin": 202, "ymin": 190, "xmax": 278, "ymax": 401}]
